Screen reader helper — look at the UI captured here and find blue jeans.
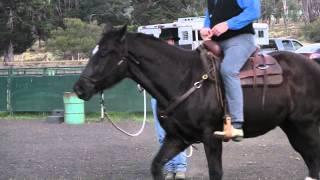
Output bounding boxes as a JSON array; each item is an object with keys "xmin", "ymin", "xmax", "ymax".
[
  {"xmin": 151, "ymin": 98, "xmax": 187, "ymax": 173},
  {"xmin": 219, "ymin": 34, "xmax": 256, "ymax": 128}
]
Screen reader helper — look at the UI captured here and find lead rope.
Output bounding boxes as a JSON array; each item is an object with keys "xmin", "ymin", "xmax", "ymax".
[
  {"xmin": 101, "ymin": 90, "xmax": 147, "ymax": 137},
  {"xmin": 101, "ymin": 90, "xmax": 194, "ymax": 157}
]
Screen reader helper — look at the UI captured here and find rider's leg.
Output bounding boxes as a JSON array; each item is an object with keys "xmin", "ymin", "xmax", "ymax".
[{"xmin": 214, "ymin": 34, "xmax": 256, "ymax": 140}]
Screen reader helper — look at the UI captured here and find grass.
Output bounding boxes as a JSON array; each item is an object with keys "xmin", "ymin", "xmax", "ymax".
[{"xmin": 0, "ymin": 111, "xmax": 153, "ymax": 122}]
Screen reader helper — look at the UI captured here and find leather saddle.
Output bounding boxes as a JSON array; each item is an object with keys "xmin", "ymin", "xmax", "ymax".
[{"xmin": 202, "ymin": 40, "xmax": 283, "ymax": 87}]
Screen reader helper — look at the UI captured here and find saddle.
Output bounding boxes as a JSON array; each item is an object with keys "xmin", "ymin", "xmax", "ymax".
[
  {"xmin": 200, "ymin": 41, "xmax": 284, "ymax": 141},
  {"xmin": 202, "ymin": 40, "xmax": 283, "ymax": 87}
]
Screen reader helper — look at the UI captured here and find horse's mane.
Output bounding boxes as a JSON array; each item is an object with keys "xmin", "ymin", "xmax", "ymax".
[
  {"xmin": 127, "ymin": 32, "xmax": 201, "ymax": 71},
  {"xmin": 132, "ymin": 32, "xmax": 162, "ymax": 42},
  {"xmin": 130, "ymin": 32, "xmax": 196, "ymax": 54}
]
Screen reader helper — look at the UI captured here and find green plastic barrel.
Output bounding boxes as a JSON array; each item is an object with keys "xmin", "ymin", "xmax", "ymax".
[{"xmin": 63, "ymin": 92, "xmax": 85, "ymax": 124}]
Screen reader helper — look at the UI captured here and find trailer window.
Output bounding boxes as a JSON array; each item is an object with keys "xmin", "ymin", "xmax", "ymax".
[
  {"xmin": 182, "ymin": 31, "xmax": 189, "ymax": 40},
  {"xmin": 258, "ymin": 30, "xmax": 264, "ymax": 38}
]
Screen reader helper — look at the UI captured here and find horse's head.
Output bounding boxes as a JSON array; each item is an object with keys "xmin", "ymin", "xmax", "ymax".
[{"xmin": 73, "ymin": 25, "xmax": 129, "ymax": 100}]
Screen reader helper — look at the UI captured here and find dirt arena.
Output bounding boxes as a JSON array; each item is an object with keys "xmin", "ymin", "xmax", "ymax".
[{"xmin": 0, "ymin": 119, "xmax": 307, "ymax": 180}]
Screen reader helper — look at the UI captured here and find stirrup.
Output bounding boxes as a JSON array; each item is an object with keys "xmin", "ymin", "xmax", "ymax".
[
  {"xmin": 175, "ymin": 172, "xmax": 186, "ymax": 180},
  {"xmin": 165, "ymin": 172, "xmax": 174, "ymax": 180},
  {"xmin": 213, "ymin": 115, "xmax": 244, "ymax": 142},
  {"xmin": 213, "ymin": 128, "xmax": 244, "ymax": 142}
]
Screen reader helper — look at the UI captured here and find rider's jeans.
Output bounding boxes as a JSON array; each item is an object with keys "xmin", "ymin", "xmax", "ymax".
[
  {"xmin": 219, "ymin": 34, "xmax": 256, "ymax": 128},
  {"xmin": 151, "ymin": 98, "xmax": 187, "ymax": 173}
]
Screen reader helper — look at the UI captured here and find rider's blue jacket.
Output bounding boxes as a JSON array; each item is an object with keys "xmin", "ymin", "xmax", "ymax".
[{"xmin": 204, "ymin": 0, "xmax": 261, "ymax": 30}]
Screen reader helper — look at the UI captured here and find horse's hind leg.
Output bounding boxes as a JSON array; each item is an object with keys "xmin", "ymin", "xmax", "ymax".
[
  {"xmin": 280, "ymin": 120, "xmax": 320, "ymax": 179},
  {"xmin": 151, "ymin": 136, "xmax": 189, "ymax": 180}
]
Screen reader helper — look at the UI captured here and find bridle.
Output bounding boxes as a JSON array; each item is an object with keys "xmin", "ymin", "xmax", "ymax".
[
  {"xmin": 80, "ymin": 37, "xmax": 139, "ymax": 85},
  {"xmin": 81, "ymin": 35, "xmax": 225, "ymax": 119}
]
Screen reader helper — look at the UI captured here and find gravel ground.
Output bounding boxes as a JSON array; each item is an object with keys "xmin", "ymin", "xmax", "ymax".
[{"xmin": 0, "ymin": 119, "xmax": 308, "ymax": 180}]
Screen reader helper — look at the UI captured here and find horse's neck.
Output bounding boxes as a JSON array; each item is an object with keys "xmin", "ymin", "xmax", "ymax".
[{"xmin": 127, "ymin": 34, "xmax": 201, "ymax": 107}]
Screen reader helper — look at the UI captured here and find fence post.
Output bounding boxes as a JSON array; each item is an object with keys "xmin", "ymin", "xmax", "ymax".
[{"xmin": 7, "ymin": 67, "xmax": 13, "ymax": 115}]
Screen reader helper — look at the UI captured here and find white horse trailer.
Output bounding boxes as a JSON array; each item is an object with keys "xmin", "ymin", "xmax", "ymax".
[{"xmin": 137, "ymin": 16, "xmax": 269, "ymax": 50}]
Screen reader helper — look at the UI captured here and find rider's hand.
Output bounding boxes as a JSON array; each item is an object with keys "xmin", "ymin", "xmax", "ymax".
[
  {"xmin": 211, "ymin": 22, "xmax": 229, "ymax": 37},
  {"xmin": 200, "ymin": 28, "xmax": 214, "ymax": 41}
]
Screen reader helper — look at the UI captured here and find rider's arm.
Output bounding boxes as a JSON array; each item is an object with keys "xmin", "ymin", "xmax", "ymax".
[
  {"xmin": 204, "ymin": 9, "xmax": 211, "ymax": 28},
  {"xmin": 227, "ymin": 0, "xmax": 261, "ymax": 30}
]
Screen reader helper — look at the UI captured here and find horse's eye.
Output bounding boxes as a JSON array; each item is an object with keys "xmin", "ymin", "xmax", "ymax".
[{"xmin": 99, "ymin": 51, "xmax": 108, "ymax": 57}]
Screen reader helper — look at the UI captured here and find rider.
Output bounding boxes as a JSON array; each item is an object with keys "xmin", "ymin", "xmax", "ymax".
[
  {"xmin": 151, "ymin": 28, "xmax": 187, "ymax": 180},
  {"xmin": 200, "ymin": 0, "xmax": 261, "ymax": 141}
]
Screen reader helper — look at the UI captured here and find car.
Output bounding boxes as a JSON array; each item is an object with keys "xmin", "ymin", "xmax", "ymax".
[
  {"xmin": 260, "ymin": 38, "xmax": 304, "ymax": 54},
  {"xmin": 295, "ymin": 43, "xmax": 320, "ymax": 63}
]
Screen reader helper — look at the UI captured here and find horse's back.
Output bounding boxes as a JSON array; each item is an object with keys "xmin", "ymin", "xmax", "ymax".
[
  {"xmin": 270, "ymin": 51, "xmax": 320, "ymax": 100},
  {"xmin": 243, "ymin": 51, "xmax": 320, "ymax": 137}
]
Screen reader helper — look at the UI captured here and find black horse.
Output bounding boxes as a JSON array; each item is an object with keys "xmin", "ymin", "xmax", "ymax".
[{"xmin": 73, "ymin": 26, "xmax": 320, "ymax": 180}]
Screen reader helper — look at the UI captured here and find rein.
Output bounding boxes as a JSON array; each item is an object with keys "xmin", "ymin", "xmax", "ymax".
[
  {"xmin": 159, "ymin": 73, "xmax": 210, "ymax": 118},
  {"xmin": 159, "ymin": 45, "xmax": 225, "ymax": 118}
]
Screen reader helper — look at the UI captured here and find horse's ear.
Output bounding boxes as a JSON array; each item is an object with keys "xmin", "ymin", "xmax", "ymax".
[
  {"xmin": 103, "ymin": 22, "xmax": 113, "ymax": 34},
  {"xmin": 119, "ymin": 24, "xmax": 127, "ymax": 42}
]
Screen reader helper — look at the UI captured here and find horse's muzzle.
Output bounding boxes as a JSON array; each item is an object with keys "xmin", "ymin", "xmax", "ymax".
[{"xmin": 73, "ymin": 80, "xmax": 95, "ymax": 101}]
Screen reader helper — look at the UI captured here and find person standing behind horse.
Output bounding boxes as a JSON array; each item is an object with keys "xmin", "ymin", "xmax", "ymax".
[
  {"xmin": 151, "ymin": 28, "xmax": 187, "ymax": 180},
  {"xmin": 200, "ymin": 0, "xmax": 261, "ymax": 141}
]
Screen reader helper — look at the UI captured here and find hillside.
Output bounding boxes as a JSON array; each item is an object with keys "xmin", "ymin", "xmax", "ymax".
[{"xmin": 1, "ymin": 22, "xmax": 307, "ymax": 68}]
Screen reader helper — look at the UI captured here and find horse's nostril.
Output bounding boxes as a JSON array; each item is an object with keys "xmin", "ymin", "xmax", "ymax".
[{"xmin": 73, "ymin": 84, "xmax": 83, "ymax": 97}]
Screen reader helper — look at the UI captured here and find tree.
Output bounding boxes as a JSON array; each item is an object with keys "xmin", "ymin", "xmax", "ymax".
[
  {"xmin": 131, "ymin": 0, "xmax": 205, "ymax": 25},
  {"xmin": 75, "ymin": 0, "xmax": 132, "ymax": 25},
  {"xmin": 301, "ymin": 0, "xmax": 320, "ymax": 22},
  {"xmin": 47, "ymin": 18, "xmax": 102, "ymax": 59},
  {"xmin": 302, "ymin": 18, "xmax": 320, "ymax": 42},
  {"xmin": 51, "ymin": 0, "xmax": 81, "ymax": 18},
  {"xmin": 0, "ymin": 0, "xmax": 57, "ymax": 63},
  {"xmin": 260, "ymin": 0, "xmax": 303, "ymax": 24},
  {"xmin": 0, "ymin": 1, "xmax": 36, "ymax": 63}
]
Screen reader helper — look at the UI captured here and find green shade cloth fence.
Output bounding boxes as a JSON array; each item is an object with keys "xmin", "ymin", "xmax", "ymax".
[{"xmin": 0, "ymin": 67, "xmax": 151, "ymax": 113}]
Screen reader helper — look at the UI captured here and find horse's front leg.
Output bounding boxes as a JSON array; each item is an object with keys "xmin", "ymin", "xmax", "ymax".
[
  {"xmin": 203, "ymin": 138, "xmax": 223, "ymax": 180},
  {"xmin": 151, "ymin": 136, "xmax": 189, "ymax": 180}
]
